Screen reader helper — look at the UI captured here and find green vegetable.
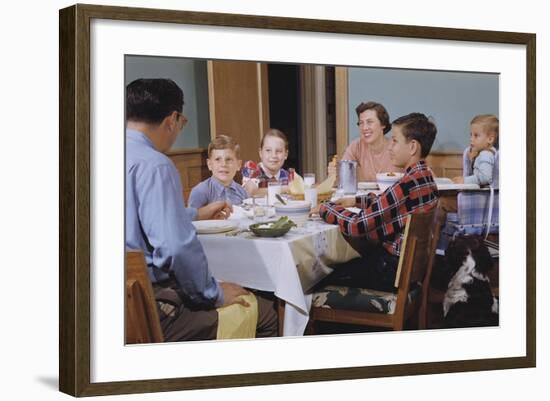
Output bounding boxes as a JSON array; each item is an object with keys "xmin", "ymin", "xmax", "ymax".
[
  {"xmin": 271, "ymin": 216, "xmax": 296, "ymax": 229},
  {"xmin": 271, "ymin": 216, "xmax": 288, "ymax": 228}
]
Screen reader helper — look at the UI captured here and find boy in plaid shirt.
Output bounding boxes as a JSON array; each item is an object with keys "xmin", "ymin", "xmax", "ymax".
[{"xmin": 318, "ymin": 113, "xmax": 439, "ymax": 291}]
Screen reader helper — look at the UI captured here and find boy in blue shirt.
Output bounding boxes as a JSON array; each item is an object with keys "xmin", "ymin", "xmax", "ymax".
[{"xmin": 189, "ymin": 135, "xmax": 248, "ymax": 208}]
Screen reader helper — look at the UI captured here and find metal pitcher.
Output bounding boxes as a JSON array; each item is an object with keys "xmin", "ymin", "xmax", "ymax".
[{"xmin": 338, "ymin": 160, "xmax": 358, "ymax": 194}]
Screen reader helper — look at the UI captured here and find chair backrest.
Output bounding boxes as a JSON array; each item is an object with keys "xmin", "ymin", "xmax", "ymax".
[
  {"xmin": 392, "ymin": 206, "xmax": 440, "ymax": 322},
  {"xmin": 126, "ymin": 250, "xmax": 164, "ymax": 344},
  {"xmin": 394, "ymin": 207, "xmax": 438, "ymax": 287}
]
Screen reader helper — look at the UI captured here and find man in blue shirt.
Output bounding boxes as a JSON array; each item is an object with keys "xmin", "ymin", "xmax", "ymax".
[{"xmin": 126, "ymin": 78, "xmax": 277, "ymax": 340}]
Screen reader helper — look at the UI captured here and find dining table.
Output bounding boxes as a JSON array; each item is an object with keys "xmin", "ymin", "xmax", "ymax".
[
  {"xmin": 194, "ymin": 210, "xmax": 360, "ymax": 337},
  {"xmin": 351, "ymin": 177, "xmax": 481, "ymax": 196},
  {"xmin": 196, "ymin": 180, "xmax": 485, "ymax": 336}
]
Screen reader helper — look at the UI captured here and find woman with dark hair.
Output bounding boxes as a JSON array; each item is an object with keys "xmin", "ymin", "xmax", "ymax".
[{"xmin": 329, "ymin": 101, "xmax": 403, "ymax": 181}]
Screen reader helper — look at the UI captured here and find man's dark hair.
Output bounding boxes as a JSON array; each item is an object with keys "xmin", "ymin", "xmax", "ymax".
[
  {"xmin": 126, "ymin": 78, "xmax": 184, "ymax": 124},
  {"xmin": 392, "ymin": 113, "xmax": 437, "ymax": 158},
  {"xmin": 355, "ymin": 101, "xmax": 391, "ymax": 134}
]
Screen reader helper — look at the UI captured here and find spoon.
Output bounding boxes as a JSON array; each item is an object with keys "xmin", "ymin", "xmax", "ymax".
[{"xmin": 275, "ymin": 193, "xmax": 287, "ymax": 205}]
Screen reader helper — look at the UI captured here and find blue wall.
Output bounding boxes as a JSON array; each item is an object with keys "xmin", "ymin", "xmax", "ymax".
[
  {"xmin": 348, "ymin": 67, "xmax": 499, "ymax": 151},
  {"xmin": 125, "ymin": 56, "xmax": 211, "ymax": 149}
]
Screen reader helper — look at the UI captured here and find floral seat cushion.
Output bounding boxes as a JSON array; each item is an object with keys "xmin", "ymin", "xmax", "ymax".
[{"xmin": 311, "ymin": 284, "xmax": 422, "ymax": 315}]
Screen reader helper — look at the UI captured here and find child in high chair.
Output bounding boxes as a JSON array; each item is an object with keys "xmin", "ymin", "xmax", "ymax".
[
  {"xmin": 188, "ymin": 135, "xmax": 248, "ymax": 208},
  {"xmin": 241, "ymin": 128, "xmax": 291, "ymax": 196},
  {"xmin": 452, "ymin": 115, "xmax": 499, "ymax": 186}
]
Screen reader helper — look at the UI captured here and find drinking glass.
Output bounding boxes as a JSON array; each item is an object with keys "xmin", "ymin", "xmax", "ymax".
[
  {"xmin": 252, "ymin": 194, "xmax": 268, "ymax": 222},
  {"xmin": 303, "ymin": 173, "xmax": 316, "ymax": 187},
  {"xmin": 267, "ymin": 180, "xmax": 282, "ymax": 206},
  {"xmin": 304, "ymin": 186, "xmax": 318, "ymax": 208}
]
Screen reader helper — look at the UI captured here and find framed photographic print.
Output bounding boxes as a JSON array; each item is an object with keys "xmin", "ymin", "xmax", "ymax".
[{"xmin": 59, "ymin": 3, "xmax": 536, "ymax": 397}]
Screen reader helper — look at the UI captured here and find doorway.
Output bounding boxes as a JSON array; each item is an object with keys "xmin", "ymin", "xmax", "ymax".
[
  {"xmin": 267, "ymin": 63, "xmax": 337, "ymax": 177},
  {"xmin": 267, "ymin": 63, "xmax": 302, "ymax": 172}
]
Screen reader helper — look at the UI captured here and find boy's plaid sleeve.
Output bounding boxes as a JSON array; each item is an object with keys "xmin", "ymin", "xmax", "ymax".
[{"xmin": 320, "ymin": 183, "xmax": 408, "ymax": 241}]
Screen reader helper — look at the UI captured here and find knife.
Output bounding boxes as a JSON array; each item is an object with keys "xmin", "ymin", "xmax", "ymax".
[{"xmin": 275, "ymin": 193, "xmax": 287, "ymax": 205}]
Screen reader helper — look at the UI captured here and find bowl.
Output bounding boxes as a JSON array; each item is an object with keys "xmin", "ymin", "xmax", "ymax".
[
  {"xmin": 274, "ymin": 200, "xmax": 311, "ymax": 227},
  {"xmin": 249, "ymin": 220, "xmax": 294, "ymax": 237},
  {"xmin": 273, "ymin": 200, "xmax": 311, "ymax": 210},
  {"xmin": 376, "ymin": 172, "xmax": 404, "ymax": 192}
]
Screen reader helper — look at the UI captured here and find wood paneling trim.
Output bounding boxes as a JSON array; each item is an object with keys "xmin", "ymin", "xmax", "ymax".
[
  {"xmin": 335, "ymin": 67, "xmax": 349, "ymax": 158},
  {"xmin": 206, "ymin": 61, "xmax": 216, "ymax": 140},
  {"xmin": 425, "ymin": 151, "xmax": 463, "ymax": 178},
  {"xmin": 168, "ymin": 148, "xmax": 209, "ymax": 202},
  {"xmin": 258, "ymin": 63, "xmax": 270, "ymax": 134}
]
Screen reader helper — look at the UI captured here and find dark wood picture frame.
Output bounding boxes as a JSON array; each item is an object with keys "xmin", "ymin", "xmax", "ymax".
[{"xmin": 59, "ymin": 3, "xmax": 536, "ymax": 397}]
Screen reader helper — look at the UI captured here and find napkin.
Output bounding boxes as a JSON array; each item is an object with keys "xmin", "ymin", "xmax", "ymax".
[
  {"xmin": 289, "ymin": 172, "xmax": 305, "ymax": 194},
  {"xmin": 316, "ymin": 174, "xmax": 336, "ymax": 194},
  {"xmin": 289, "ymin": 172, "xmax": 336, "ymax": 195},
  {"xmin": 216, "ymin": 293, "xmax": 258, "ymax": 339}
]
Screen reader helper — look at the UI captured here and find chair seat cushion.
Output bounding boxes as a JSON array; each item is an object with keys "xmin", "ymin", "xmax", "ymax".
[{"xmin": 312, "ymin": 284, "xmax": 421, "ymax": 315}]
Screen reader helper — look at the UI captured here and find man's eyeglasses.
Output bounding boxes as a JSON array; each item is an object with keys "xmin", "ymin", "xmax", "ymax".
[{"xmin": 176, "ymin": 112, "xmax": 188, "ymax": 126}]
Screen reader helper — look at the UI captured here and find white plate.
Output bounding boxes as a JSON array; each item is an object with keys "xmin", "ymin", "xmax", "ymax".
[
  {"xmin": 357, "ymin": 181, "xmax": 379, "ymax": 190},
  {"xmin": 192, "ymin": 220, "xmax": 238, "ymax": 234}
]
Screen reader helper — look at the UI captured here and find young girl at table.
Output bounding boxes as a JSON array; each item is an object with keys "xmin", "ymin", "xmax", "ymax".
[
  {"xmin": 452, "ymin": 115, "xmax": 499, "ymax": 186},
  {"xmin": 188, "ymin": 135, "xmax": 248, "ymax": 208},
  {"xmin": 241, "ymin": 128, "xmax": 291, "ymax": 195}
]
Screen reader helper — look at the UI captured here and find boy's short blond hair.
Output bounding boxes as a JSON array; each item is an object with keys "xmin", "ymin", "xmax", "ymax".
[
  {"xmin": 208, "ymin": 135, "xmax": 240, "ymax": 158},
  {"xmin": 260, "ymin": 128, "xmax": 289, "ymax": 150},
  {"xmin": 471, "ymin": 114, "xmax": 499, "ymax": 147}
]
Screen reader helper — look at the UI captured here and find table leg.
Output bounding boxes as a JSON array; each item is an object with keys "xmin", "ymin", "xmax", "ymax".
[{"xmin": 277, "ymin": 298, "xmax": 285, "ymax": 337}]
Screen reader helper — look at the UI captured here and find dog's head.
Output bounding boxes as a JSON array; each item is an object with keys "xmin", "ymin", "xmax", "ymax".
[{"xmin": 446, "ymin": 236, "xmax": 494, "ymax": 275}]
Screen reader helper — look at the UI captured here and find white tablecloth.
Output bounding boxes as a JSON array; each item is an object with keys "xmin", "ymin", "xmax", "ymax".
[{"xmin": 196, "ymin": 218, "xmax": 359, "ymax": 336}]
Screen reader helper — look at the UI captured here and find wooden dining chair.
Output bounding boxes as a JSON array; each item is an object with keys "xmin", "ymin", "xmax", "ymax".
[
  {"xmin": 126, "ymin": 249, "xmax": 164, "ymax": 344},
  {"xmin": 308, "ymin": 204, "xmax": 442, "ymax": 332}
]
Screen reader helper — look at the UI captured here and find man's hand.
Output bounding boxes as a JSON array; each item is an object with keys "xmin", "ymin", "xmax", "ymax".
[
  {"xmin": 452, "ymin": 176, "xmax": 464, "ymax": 184},
  {"xmin": 334, "ymin": 197, "xmax": 356, "ymax": 208},
  {"xmin": 197, "ymin": 201, "xmax": 232, "ymax": 220},
  {"xmin": 219, "ymin": 282, "xmax": 251, "ymax": 307}
]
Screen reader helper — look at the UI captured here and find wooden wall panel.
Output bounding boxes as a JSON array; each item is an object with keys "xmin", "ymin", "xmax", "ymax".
[
  {"xmin": 207, "ymin": 60, "xmax": 268, "ymax": 163},
  {"xmin": 167, "ymin": 148, "xmax": 209, "ymax": 203},
  {"xmin": 335, "ymin": 67, "xmax": 349, "ymax": 158},
  {"xmin": 426, "ymin": 151, "xmax": 463, "ymax": 178}
]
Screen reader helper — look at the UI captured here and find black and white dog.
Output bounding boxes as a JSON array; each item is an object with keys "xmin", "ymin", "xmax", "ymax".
[{"xmin": 443, "ymin": 236, "xmax": 499, "ymax": 328}]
